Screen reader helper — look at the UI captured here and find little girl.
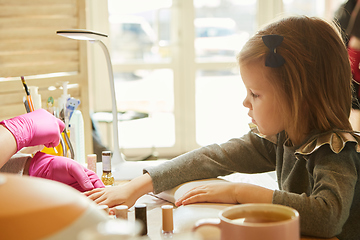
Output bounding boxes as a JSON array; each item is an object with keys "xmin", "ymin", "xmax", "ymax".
[{"xmin": 85, "ymin": 16, "xmax": 360, "ymax": 240}]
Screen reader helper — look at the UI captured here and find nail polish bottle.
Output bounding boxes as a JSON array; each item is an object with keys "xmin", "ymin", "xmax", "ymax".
[
  {"xmin": 162, "ymin": 205, "xmax": 174, "ymax": 238},
  {"xmin": 101, "ymin": 151, "xmax": 114, "ymax": 186},
  {"xmin": 114, "ymin": 205, "xmax": 128, "ymax": 220},
  {"xmin": 135, "ymin": 204, "xmax": 148, "ymax": 236}
]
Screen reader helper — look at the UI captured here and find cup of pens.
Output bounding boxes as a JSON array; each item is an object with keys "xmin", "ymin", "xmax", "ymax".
[{"xmin": 20, "ymin": 76, "xmax": 67, "ymax": 157}]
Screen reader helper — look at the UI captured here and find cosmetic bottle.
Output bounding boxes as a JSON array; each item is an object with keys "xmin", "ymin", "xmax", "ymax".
[
  {"xmin": 87, "ymin": 154, "xmax": 97, "ymax": 173},
  {"xmin": 28, "ymin": 86, "xmax": 42, "ymax": 110},
  {"xmin": 114, "ymin": 205, "xmax": 128, "ymax": 220},
  {"xmin": 69, "ymin": 110, "xmax": 85, "ymax": 165},
  {"xmin": 135, "ymin": 204, "xmax": 148, "ymax": 236},
  {"xmin": 101, "ymin": 151, "xmax": 114, "ymax": 186},
  {"xmin": 162, "ymin": 205, "xmax": 174, "ymax": 238}
]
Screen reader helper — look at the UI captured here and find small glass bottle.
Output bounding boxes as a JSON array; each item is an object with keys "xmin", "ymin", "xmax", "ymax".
[
  {"xmin": 87, "ymin": 154, "xmax": 97, "ymax": 173},
  {"xmin": 135, "ymin": 204, "xmax": 148, "ymax": 236},
  {"xmin": 114, "ymin": 205, "xmax": 128, "ymax": 220},
  {"xmin": 101, "ymin": 151, "xmax": 114, "ymax": 186},
  {"xmin": 161, "ymin": 205, "xmax": 174, "ymax": 238}
]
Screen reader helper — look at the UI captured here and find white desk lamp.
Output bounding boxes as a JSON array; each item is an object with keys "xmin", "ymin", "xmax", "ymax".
[{"xmin": 56, "ymin": 29, "xmax": 164, "ymax": 180}]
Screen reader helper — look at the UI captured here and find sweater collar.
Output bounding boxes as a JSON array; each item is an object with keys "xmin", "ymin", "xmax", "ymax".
[
  {"xmin": 295, "ymin": 130, "xmax": 360, "ymax": 155},
  {"xmin": 249, "ymin": 124, "xmax": 360, "ymax": 155}
]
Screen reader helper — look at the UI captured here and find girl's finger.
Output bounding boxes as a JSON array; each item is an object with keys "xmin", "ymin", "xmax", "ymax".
[{"xmin": 181, "ymin": 193, "xmax": 208, "ymax": 205}]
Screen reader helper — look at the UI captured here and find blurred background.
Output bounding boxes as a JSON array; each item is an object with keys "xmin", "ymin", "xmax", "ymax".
[{"xmin": 87, "ymin": 0, "xmax": 345, "ymax": 159}]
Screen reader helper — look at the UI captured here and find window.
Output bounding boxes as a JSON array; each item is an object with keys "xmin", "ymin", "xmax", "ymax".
[{"xmin": 89, "ymin": 0, "xmax": 345, "ymax": 159}]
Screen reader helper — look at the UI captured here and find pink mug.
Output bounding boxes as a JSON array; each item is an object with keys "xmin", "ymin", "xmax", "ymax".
[{"xmin": 193, "ymin": 203, "xmax": 300, "ymax": 240}]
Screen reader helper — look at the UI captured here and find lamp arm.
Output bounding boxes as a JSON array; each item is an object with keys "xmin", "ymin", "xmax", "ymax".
[{"xmin": 95, "ymin": 40, "xmax": 124, "ymax": 164}]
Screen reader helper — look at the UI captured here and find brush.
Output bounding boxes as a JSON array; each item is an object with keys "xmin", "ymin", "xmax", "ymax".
[{"xmin": 20, "ymin": 76, "xmax": 35, "ymax": 112}]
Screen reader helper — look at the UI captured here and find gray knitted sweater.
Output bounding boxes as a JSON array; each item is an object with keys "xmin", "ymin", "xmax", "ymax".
[{"xmin": 145, "ymin": 130, "xmax": 360, "ymax": 240}]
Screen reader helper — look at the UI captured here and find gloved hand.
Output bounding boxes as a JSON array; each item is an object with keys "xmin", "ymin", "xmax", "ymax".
[
  {"xmin": 0, "ymin": 109, "xmax": 65, "ymax": 151},
  {"xmin": 29, "ymin": 152, "xmax": 105, "ymax": 192}
]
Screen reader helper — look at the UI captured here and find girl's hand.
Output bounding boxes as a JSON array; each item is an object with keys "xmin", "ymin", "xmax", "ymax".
[
  {"xmin": 175, "ymin": 182, "xmax": 274, "ymax": 206},
  {"xmin": 84, "ymin": 173, "xmax": 154, "ymax": 208},
  {"xmin": 175, "ymin": 182, "xmax": 239, "ymax": 206},
  {"xmin": 84, "ymin": 183, "xmax": 140, "ymax": 208}
]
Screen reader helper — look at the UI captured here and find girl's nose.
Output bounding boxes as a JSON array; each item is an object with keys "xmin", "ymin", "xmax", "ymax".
[{"xmin": 243, "ymin": 96, "xmax": 251, "ymax": 109}]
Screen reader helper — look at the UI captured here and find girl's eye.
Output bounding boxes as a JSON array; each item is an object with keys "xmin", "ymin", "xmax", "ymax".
[{"xmin": 251, "ymin": 92, "xmax": 259, "ymax": 98}]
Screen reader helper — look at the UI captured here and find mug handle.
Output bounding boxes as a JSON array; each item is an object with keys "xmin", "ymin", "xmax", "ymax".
[{"xmin": 193, "ymin": 218, "xmax": 221, "ymax": 231}]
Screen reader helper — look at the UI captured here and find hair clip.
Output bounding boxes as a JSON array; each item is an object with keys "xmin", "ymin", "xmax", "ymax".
[{"xmin": 262, "ymin": 34, "xmax": 285, "ymax": 68}]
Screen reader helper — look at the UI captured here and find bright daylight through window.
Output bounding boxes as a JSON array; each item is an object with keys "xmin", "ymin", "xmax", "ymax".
[{"xmin": 90, "ymin": 0, "xmax": 346, "ymax": 159}]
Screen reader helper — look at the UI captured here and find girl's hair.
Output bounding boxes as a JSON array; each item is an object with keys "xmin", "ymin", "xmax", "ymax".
[{"xmin": 238, "ymin": 16, "xmax": 353, "ymax": 143}]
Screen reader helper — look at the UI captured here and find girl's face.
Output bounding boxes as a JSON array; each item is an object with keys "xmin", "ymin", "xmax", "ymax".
[{"xmin": 240, "ymin": 62, "xmax": 285, "ymax": 136}]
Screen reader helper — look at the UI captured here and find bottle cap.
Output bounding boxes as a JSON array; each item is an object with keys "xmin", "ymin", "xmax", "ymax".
[
  {"xmin": 102, "ymin": 151, "xmax": 112, "ymax": 171},
  {"xmin": 114, "ymin": 205, "xmax": 128, "ymax": 219},
  {"xmin": 162, "ymin": 205, "xmax": 174, "ymax": 232},
  {"xmin": 102, "ymin": 150, "xmax": 111, "ymax": 156}
]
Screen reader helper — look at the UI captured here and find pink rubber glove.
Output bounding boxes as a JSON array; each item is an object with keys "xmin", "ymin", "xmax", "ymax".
[
  {"xmin": 0, "ymin": 109, "xmax": 65, "ymax": 151},
  {"xmin": 29, "ymin": 152, "xmax": 105, "ymax": 192}
]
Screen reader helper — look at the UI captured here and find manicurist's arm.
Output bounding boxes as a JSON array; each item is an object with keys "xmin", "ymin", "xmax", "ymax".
[
  {"xmin": 0, "ymin": 109, "xmax": 64, "ymax": 169},
  {"xmin": 0, "ymin": 124, "xmax": 17, "ymax": 168}
]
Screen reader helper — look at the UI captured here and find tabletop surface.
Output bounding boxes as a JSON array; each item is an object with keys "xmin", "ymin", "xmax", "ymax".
[
  {"xmin": 123, "ymin": 193, "xmax": 338, "ymax": 240},
  {"xmin": 114, "ymin": 174, "xmax": 339, "ymax": 240}
]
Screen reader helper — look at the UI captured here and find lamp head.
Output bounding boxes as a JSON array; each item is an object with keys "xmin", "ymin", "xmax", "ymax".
[{"xmin": 56, "ymin": 29, "xmax": 108, "ymax": 41}]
